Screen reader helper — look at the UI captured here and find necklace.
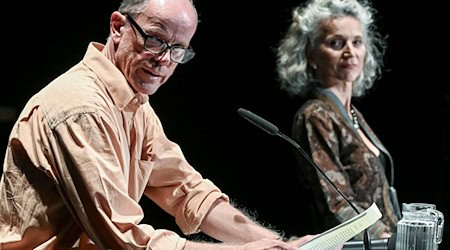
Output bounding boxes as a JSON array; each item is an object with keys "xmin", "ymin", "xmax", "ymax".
[{"xmin": 350, "ymin": 108, "xmax": 360, "ymax": 129}]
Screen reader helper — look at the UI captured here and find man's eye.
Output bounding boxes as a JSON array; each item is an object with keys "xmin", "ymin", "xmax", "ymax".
[{"xmin": 146, "ymin": 36, "xmax": 163, "ymax": 47}]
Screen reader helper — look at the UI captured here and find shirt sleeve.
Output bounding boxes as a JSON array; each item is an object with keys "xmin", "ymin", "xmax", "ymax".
[
  {"xmin": 48, "ymin": 111, "xmax": 187, "ymax": 250},
  {"xmin": 139, "ymin": 109, "xmax": 230, "ymax": 235}
]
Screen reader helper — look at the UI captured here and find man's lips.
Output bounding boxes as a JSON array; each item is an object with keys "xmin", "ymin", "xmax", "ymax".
[{"xmin": 144, "ymin": 68, "xmax": 161, "ymax": 77}]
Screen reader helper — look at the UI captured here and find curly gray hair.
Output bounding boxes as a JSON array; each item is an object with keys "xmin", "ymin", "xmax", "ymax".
[{"xmin": 276, "ymin": 0, "xmax": 386, "ymax": 97}]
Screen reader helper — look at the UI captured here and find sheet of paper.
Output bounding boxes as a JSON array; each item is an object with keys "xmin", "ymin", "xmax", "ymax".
[{"xmin": 298, "ymin": 202, "xmax": 382, "ymax": 250}]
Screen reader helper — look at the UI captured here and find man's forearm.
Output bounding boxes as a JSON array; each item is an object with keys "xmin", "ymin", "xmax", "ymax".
[{"xmin": 198, "ymin": 199, "xmax": 280, "ymax": 243}]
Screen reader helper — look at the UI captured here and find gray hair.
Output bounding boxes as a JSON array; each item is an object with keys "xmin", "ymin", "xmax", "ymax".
[
  {"xmin": 118, "ymin": 0, "xmax": 150, "ymax": 14},
  {"xmin": 118, "ymin": 0, "xmax": 197, "ymax": 17},
  {"xmin": 276, "ymin": 0, "xmax": 386, "ymax": 97}
]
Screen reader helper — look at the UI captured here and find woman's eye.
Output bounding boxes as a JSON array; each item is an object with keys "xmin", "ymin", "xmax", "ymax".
[
  {"xmin": 329, "ymin": 39, "xmax": 344, "ymax": 50},
  {"xmin": 353, "ymin": 39, "xmax": 363, "ymax": 48}
]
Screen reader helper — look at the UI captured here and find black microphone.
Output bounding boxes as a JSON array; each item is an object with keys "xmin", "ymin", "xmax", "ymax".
[
  {"xmin": 237, "ymin": 108, "xmax": 373, "ymax": 250},
  {"xmin": 343, "ymin": 233, "xmax": 396, "ymax": 250}
]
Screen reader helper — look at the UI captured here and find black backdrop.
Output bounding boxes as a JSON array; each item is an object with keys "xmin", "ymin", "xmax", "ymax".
[{"xmin": 3, "ymin": 0, "xmax": 449, "ymax": 247}]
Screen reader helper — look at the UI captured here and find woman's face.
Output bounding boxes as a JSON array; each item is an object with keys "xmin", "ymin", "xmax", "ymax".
[{"xmin": 310, "ymin": 16, "xmax": 366, "ymax": 86}]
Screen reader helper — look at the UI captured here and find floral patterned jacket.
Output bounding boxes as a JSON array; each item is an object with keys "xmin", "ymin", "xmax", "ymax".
[{"xmin": 291, "ymin": 87, "xmax": 401, "ymax": 239}]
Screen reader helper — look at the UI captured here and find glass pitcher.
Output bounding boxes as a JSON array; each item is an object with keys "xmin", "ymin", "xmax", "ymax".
[{"xmin": 395, "ymin": 203, "xmax": 444, "ymax": 250}]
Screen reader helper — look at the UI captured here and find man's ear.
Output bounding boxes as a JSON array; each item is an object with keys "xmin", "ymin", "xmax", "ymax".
[{"xmin": 110, "ymin": 11, "xmax": 127, "ymax": 43}]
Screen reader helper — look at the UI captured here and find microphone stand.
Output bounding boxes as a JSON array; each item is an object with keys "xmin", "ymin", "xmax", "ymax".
[
  {"xmin": 237, "ymin": 108, "xmax": 372, "ymax": 250},
  {"xmin": 277, "ymin": 133, "xmax": 372, "ymax": 250}
]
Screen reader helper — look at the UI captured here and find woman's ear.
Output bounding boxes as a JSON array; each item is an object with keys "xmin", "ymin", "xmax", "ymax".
[{"xmin": 306, "ymin": 47, "xmax": 317, "ymax": 69}]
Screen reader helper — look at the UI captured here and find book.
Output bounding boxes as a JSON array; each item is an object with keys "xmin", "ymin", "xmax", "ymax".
[{"xmin": 298, "ymin": 202, "xmax": 382, "ymax": 250}]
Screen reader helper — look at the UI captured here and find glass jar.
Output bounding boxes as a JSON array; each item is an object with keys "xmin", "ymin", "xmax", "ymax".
[{"xmin": 395, "ymin": 203, "xmax": 444, "ymax": 250}]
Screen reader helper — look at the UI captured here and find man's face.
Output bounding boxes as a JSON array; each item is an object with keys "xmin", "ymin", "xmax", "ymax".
[{"xmin": 117, "ymin": 0, "xmax": 198, "ymax": 95}]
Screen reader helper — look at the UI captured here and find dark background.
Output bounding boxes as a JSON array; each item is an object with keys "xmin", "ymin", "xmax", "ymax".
[{"xmin": 3, "ymin": 0, "xmax": 449, "ymax": 248}]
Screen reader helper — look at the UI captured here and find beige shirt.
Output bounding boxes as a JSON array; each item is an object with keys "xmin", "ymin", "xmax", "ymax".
[{"xmin": 0, "ymin": 42, "xmax": 228, "ymax": 250}]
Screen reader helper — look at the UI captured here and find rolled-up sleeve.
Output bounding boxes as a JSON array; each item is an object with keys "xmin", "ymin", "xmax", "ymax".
[
  {"xmin": 141, "ymin": 109, "xmax": 229, "ymax": 235},
  {"xmin": 49, "ymin": 110, "xmax": 190, "ymax": 249}
]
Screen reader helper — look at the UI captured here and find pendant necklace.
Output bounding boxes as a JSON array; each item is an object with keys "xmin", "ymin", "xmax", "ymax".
[{"xmin": 350, "ymin": 108, "xmax": 360, "ymax": 129}]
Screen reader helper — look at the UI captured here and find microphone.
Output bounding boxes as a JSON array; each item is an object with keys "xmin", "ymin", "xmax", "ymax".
[
  {"xmin": 237, "ymin": 108, "xmax": 373, "ymax": 250},
  {"xmin": 343, "ymin": 234, "xmax": 396, "ymax": 250}
]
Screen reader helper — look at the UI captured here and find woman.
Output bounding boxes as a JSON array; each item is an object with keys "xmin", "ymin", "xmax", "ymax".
[{"xmin": 275, "ymin": 0, "xmax": 401, "ymax": 240}]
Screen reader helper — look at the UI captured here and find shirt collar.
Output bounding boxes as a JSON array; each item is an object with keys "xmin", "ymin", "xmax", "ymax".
[
  {"xmin": 82, "ymin": 42, "xmax": 149, "ymax": 111},
  {"xmin": 312, "ymin": 87, "xmax": 354, "ymax": 127}
]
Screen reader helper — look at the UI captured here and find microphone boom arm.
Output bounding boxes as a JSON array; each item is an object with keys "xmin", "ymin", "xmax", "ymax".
[
  {"xmin": 276, "ymin": 131, "xmax": 361, "ymax": 214},
  {"xmin": 237, "ymin": 108, "xmax": 373, "ymax": 250}
]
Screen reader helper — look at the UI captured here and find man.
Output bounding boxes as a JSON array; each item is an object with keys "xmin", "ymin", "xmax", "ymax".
[{"xmin": 0, "ymin": 0, "xmax": 315, "ymax": 249}]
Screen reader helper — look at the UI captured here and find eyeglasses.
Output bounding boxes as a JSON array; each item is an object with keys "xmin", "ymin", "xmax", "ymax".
[{"xmin": 124, "ymin": 14, "xmax": 195, "ymax": 64}]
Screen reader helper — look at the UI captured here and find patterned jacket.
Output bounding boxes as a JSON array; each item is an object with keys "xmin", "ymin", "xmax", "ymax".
[{"xmin": 291, "ymin": 87, "xmax": 401, "ymax": 239}]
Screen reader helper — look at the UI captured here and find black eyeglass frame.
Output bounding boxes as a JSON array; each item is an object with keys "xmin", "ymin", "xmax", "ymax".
[{"xmin": 124, "ymin": 13, "xmax": 195, "ymax": 64}]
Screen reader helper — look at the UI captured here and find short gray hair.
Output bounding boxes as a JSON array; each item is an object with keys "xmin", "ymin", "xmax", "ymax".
[
  {"xmin": 118, "ymin": 0, "xmax": 197, "ymax": 18},
  {"xmin": 118, "ymin": 0, "xmax": 150, "ymax": 15}
]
